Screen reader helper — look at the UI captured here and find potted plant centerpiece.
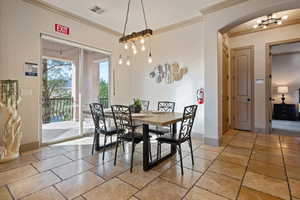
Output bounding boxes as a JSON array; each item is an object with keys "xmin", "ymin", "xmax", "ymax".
[{"xmin": 130, "ymin": 98, "xmax": 142, "ymax": 113}]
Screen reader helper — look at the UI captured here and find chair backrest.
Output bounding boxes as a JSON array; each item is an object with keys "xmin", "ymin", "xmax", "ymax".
[
  {"xmin": 141, "ymin": 100, "xmax": 150, "ymax": 111},
  {"xmin": 111, "ymin": 105, "xmax": 134, "ymax": 133},
  {"xmin": 157, "ymin": 101, "xmax": 175, "ymax": 112},
  {"xmin": 178, "ymin": 105, "xmax": 198, "ymax": 140},
  {"xmin": 89, "ymin": 103, "xmax": 107, "ymax": 133}
]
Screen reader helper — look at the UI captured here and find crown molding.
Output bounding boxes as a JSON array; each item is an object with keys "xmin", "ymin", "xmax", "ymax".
[
  {"xmin": 228, "ymin": 18, "xmax": 300, "ymax": 38},
  {"xmin": 22, "ymin": 0, "xmax": 122, "ymax": 37},
  {"xmin": 199, "ymin": 0, "xmax": 249, "ymax": 15},
  {"xmin": 154, "ymin": 16, "xmax": 203, "ymax": 35}
]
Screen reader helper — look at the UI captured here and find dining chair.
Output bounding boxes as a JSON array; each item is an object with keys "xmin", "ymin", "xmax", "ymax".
[
  {"xmin": 140, "ymin": 100, "xmax": 150, "ymax": 111},
  {"xmin": 149, "ymin": 101, "xmax": 176, "ymax": 135},
  {"xmin": 156, "ymin": 105, "xmax": 198, "ymax": 175},
  {"xmin": 111, "ymin": 105, "xmax": 152, "ymax": 172},
  {"xmin": 89, "ymin": 103, "xmax": 120, "ymax": 160}
]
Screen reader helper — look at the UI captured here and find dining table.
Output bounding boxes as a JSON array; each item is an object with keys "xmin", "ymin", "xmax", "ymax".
[{"xmin": 83, "ymin": 109, "xmax": 184, "ymax": 171}]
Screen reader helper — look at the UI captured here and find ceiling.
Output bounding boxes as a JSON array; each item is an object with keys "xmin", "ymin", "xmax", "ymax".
[
  {"xmin": 41, "ymin": 0, "xmax": 226, "ymax": 33},
  {"xmin": 228, "ymin": 9, "xmax": 300, "ymax": 36}
]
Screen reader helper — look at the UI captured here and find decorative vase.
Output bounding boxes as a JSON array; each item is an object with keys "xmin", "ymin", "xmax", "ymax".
[
  {"xmin": 129, "ymin": 105, "xmax": 141, "ymax": 113},
  {"xmin": 0, "ymin": 80, "xmax": 22, "ymax": 163}
]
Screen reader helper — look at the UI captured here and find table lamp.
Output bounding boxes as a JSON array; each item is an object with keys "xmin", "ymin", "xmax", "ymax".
[{"xmin": 277, "ymin": 86, "xmax": 288, "ymax": 104}]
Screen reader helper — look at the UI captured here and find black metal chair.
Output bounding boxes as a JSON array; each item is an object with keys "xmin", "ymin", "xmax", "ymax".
[
  {"xmin": 156, "ymin": 105, "xmax": 198, "ymax": 175},
  {"xmin": 149, "ymin": 101, "xmax": 175, "ymax": 135},
  {"xmin": 89, "ymin": 103, "xmax": 120, "ymax": 160},
  {"xmin": 140, "ymin": 100, "xmax": 150, "ymax": 111},
  {"xmin": 111, "ymin": 105, "xmax": 152, "ymax": 172}
]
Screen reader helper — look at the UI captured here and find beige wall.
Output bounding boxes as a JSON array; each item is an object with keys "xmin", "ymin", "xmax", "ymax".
[
  {"xmin": 0, "ymin": 0, "xmax": 132, "ymax": 145},
  {"xmin": 229, "ymin": 24, "xmax": 300, "ymax": 130},
  {"xmin": 128, "ymin": 22, "xmax": 205, "ymax": 135}
]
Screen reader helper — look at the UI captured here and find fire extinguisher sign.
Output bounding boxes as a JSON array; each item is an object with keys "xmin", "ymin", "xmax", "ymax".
[{"xmin": 197, "ymin": 88, "xmax": 204, "ymax": 104}]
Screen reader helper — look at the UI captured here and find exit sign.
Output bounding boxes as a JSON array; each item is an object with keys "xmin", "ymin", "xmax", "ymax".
[{"xmin": 55, "ymin": 24, "xmax": 70, "ymax": 35}]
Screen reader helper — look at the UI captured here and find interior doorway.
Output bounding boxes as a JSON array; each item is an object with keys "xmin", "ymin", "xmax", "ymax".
[
  {"xmin": 40, "ymin": 36, "xmax": 111, "ymax": 144},
  {"xmin": 266, "ymin": 38, "xmax": 300, "ymax": 136}
]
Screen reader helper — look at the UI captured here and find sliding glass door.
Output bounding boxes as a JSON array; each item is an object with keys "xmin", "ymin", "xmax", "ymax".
[{"xmin": 41, "ymin": 35, "xmax": 111, "ymax": 144}]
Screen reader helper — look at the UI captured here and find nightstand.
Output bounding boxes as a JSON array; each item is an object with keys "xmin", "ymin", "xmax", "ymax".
[{"xmin": 273, "ymin": 104, "xmax": 297, "ymax": 121}]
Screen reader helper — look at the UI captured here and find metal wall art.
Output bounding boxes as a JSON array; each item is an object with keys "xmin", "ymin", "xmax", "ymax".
[{"xmin": 149, "ymin": 62, "xmax": 188, "ymax": 84}]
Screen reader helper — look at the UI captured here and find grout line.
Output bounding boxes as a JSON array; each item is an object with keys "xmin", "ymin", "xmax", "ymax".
[
  {"xmin": 234, "ymin": 133, "xmax": 257, "ymax": 200},
  {"xmin": 5, "ymin": 184, "xmax": 15, "ymax": 200},
  {"xmin": 279, "ymin": 135, "xmax": 293, "ymax": 200}
]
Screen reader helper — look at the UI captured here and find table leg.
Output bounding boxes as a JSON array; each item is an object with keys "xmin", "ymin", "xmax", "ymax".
[
  {"xmin": 171, "ymin": 123, "xmax": 177, "ymax": 154},
  {"xmin": 95, "ymin": 133, "xmax": 100, "ymax": 151},
  {"xmin": 143, "ymin": 124, "xmax": 150, "ymax": 171}
]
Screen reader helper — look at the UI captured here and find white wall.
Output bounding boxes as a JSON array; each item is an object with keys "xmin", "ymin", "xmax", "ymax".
[
  {"xmin": 128, "ymin": 22, "xmax": 205, "ymax": 135},
  {"xmin": 272, "ymin": 53, "xmax": 300, "ymax": 104},
  {"xmin": 0, "ymin": 0, "xmax": 132, "ymax": 145},
  {"xmin": 229, "ymin": 24, "xmax": 300, "ymax": 129}
]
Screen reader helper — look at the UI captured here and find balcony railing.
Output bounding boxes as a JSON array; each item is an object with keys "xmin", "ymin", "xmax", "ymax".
[
  {"xmin": 42, "ymin": 97, "xmax": 73, "ymax": 123},
  {"xmin": 99, "ymin": 97, "xmax": 109, "ymax": 108}
]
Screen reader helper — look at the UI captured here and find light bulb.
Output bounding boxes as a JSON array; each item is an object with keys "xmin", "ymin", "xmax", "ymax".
[
  {"xmin": 140, "ymin": 38, "xmax": 145, "ymax": 44},
  {"xmin": 141, "ymin": 45, "xmax": 146, "ymax": 51},
  {"xmin": 272, "ymin": 14, "xmax": 277, "ymax": 18},
  {"xmin": 126, "ymin": 59, "xmax": 130, "ymax": 66},
  {"xmin": 256, "ymin": 19, "xmax": 262, "ymax": 24},
  {"xmin": 263, "ymin": 25, "xmax": 267, "ymax": 29},
  {"xmin": 148, "ymin": 53, "xmax": 152, "ymax": 63},
  {"xmin": 253, "ymin": 24, "xmax": 258, "ymax": 29},
  {"xmin": 131, "ymin": 43, "xmax": 136, "ymax": 50},
  {"xmin": 277, "ymin": 20, "xmax": 282, "ymax": 25},
  {"xmin": 133, "ymin": 49, "xmax": 138, "ymax": 55},
  {"xmin": 124, "ymin": 43, "xmax": 129, "ymax": 50},
  {"xmin": 118, "ymin": 55, "xmax": 123, "ymax": 65},
  {"xmin": 282, "ymin": 15, "xmax": 288, "ymax": 20}
]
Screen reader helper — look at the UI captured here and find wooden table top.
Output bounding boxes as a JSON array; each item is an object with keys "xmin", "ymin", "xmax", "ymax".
[{"xmin": 83, "ymin": 109, "xmax": 183, "ymax": 126}]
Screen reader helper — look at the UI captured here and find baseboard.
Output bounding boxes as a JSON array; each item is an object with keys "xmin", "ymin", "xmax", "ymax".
[
  {"xmin": 254, "ymin": 128, "xmax": 267, "ymax": 134},
  {"xmin": 192, "ymin": 132, "xmax": 204, "ymax": 140},
  {"xmin": 204, "ymin": 137, "xmax": 221, "ymax": 146},
  {"xmin": 20, "ymin": 141, "xmax": 40, "ymax": 152}
]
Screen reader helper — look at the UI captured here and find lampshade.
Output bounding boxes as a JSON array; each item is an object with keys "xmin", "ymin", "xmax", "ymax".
[{"xmin": 277, "ymin": 86, "xmax": 288, "ymax": 94}]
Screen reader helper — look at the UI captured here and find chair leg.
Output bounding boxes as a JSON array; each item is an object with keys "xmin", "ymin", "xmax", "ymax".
[
  {"xmin": 110, "ymin": 136, "xmax": 113, "ymax": 144},
  {"xmin": 122, "ymin": 141, "xmax": 125, "ymax": 152},
  {"xmin": 189, "ymin": 138, "xmax": 194, "ymax": 165},
  {"xmin": 178, "ymin": 144, "xmax": 184, "ymax": 175},
  {"xmin": 130, "ymin": 142, "xmax": 135, "ymax": 173},
  {"xmin": 92, "ymin": 133, "xmax": 97, "ymax": 155},
  {"xmin": 156, "ymin": 141, "xmax": 160, "ymax": 159},
  {"xmin": 114, "ymin": 138, "xmax": 119, "ymax": 165},
  {"xmin": 102, "ymin": 135, "xmax": 107, "ymax": 160},
  {"xmin": 148, "ymin": 141, "xmax": 152, "ymax": 162}
]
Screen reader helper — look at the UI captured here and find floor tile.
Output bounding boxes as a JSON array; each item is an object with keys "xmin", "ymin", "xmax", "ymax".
[
  {"xmin": 160, "ymin": 165, "xmax": 202, "ymax": 188},
  {"xmin": 243, "ymin": 171, "xmax": 289, "ymax": 200},
  {"xmin": 73, "ymin": 196, "xmax": 85, "ymax": 200},
  {"xmin": 251, "ymin": 151, "xmax": 283, "ymax": 166},
  {"xmin": 238, "ymin": 186, "xmax": 284, "ymax": 200},
  {"xmin": 218, "ymin": 152, "xmax": 249, "ymax": 166},
  {"xmin": 32, "ymin": 155, "xmax": 72, "ymax": 172},
  {"xmin": 196, "ymin": 171, "xmax": 241, "ymax": 200},
  {"xmin": 90, "ymin": 160, "xmax": 129, "ymax": 180},
  {"xmin": 253, "ymin": 144, "xmax": 282, "ymax": 155},
  {"xmin": 286, "ymin": 165, "xmax": 300, "ymax": 180},
  {"xmin": 0, "ymin": 186, "xmax": 13, "ymax": 200},
  {"xmin": 0, "ymin": 165, "xmax": 38, "ymax": 186},
  {"xmin": 83, "ymin": 178, "xmax": 138, "ymax": 200},
  {"xmin": 52, "ymin": 159, "xmax": 94, "ymax": 180},
  {"xmin": 290, "ymin": 178, "xmax": 300, "ymax": 199},
  {"xmin": 135, "ymin": 178, "xmax": 187, "ymax": 200},
  {"xmin": 193, "ymin": 148, "xmax": 220, "ymax": 161},
  {"xmin": 22, "ymin": 187, "xmax": 65, "ymax": 200},
  {"xmin": 184, "ymin": 186, "xmax": 228, "ymax": 200},
  {"xmin": 118, "ymin": 165, "xmax": 160, "ymax": 189},
  {"xmin": 0, "ymin": 155, "xmax": 38, "ymax": 172},
  {"xmin": 223, "ymin": 146, "xmax": 251, "ymax": 157},
  {"xmin": 83, "ymin": 150, "xmax": 118, "ymax": 166},
  {"xmin": 33, "ymin": 148, "xmax": 68, "ymax": 160},
  {"xmin": 152, "ymin": 158, "xmax": 178, "ymax": 172},
  {"xmin": 182, "ymin": 156, "xmax": 212, "ymax": 173},
  {"xmin": 199, "ymin": 144, "xmax": 225, "ymax": 153},
  {"xmin": 55, "ymin": 171, "xmax": 104, "ymax": 199},
  {"xmin": 229, "ymin": 140, "xmax": 254, "ymax": 149},
  {"xmin": 64, "ymin": 149, "xmax": 92, "ymax": 160},
  {"xmin": 208, "ymin": 160, "xmax": 246, "ymax": 180},
  {"xmin": 8, "ymin": 171, "xmax": 60, "ymax": 199},
  {"xmin": 247, "ymin": 160, "xmax": 286, "ymax": 180},
  {"xmin": 284, "ymin": 154, "xmax": 300, "ymax": 167}
]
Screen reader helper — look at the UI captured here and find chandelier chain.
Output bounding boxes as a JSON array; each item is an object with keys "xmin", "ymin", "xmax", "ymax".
[
  {"xmin": 122, "ymin": 0, "xmax": 131, "ymax": 36},
  {"xmin": 141, "ymin": 0, "xmax": 148, "ymax": 29}
]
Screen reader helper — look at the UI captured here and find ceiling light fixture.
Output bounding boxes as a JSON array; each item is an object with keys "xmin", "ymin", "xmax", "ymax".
[
  {"xmin": 253, "ymin": 14, "xmax": 288, "ymax": 29},
  {"xmin": 118, "ymin": 0, "xmax": 153, "ymax": 66}
]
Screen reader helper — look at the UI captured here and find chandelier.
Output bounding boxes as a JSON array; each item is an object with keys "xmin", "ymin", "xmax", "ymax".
[
  {"xmin": 118, "ymin": 0, "xmax": 153, "ymax": 66},
  {"xmin": 253, "ymin": 14, "xmax": 288, "ymax": 29}
]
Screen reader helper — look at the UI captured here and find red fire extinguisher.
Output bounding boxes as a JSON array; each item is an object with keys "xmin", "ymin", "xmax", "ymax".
[{"xmin": 197, "ymin": 88, "xmax": 204, "ymax": 104}]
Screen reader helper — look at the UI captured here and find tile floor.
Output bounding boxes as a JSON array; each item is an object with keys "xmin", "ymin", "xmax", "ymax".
[{"xmin": 0, "ymin": 130, "xmax": 300, "ymax": 200}]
